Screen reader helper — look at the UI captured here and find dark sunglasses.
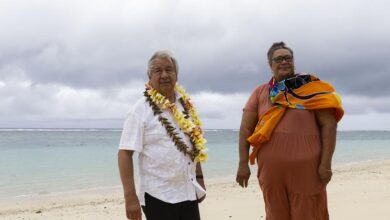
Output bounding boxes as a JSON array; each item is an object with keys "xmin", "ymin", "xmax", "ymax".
[
  {"xmin": 272, "ymin": 55, "xmax": 293, "ymax": 63},
  {"xmin": 284, "ymin": 75, "xmax": 313, "ymax": 89}
]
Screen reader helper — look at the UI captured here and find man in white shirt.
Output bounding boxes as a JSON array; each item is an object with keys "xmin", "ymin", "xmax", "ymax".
[{"xmin": 118, "ymin": 50, "xmax": 206, "ymax": 220}]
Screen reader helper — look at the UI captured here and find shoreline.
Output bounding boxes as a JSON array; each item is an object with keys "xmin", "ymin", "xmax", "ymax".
[
  {"xmin": 1, "ymin": 158, "xmax": 386, "ymax": 201},
  {"xmin": 1, "ymin": 159, "xmax": 390, "ymax": 219}
]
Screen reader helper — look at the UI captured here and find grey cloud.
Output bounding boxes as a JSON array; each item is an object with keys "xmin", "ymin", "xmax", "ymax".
[
  {"xmin": 340, "ymin": 95, "xmax": 390, "ymax": 115},
  {"xmin": 1, "ymin": 0, "xmax": 390, "ymax": 129},
  {"xmin": 1, "ymin": 0, "xmax": 387, "ymax": 96},
  {"xmin": 0, "ymin": 118, "xmax": 123, "ymax": 129}
]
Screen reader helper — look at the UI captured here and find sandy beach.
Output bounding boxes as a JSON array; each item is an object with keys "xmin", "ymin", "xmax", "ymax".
[{"xmin": 1, "ymin": 160, "xmax": 390, "ymax": 220}]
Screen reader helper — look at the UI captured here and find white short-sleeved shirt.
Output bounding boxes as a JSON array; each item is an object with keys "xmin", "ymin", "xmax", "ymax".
[{"xmin": 119, "ymin": 94, "xmax": 206, "ymax": 205}]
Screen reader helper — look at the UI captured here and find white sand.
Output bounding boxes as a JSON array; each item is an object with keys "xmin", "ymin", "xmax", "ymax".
[{"xmin": 1, "ymin": 160, "xmax": 390, "ymax": 220}]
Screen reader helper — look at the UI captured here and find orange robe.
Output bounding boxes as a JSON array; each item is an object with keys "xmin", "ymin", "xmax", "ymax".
[{"xmin": 244, "ymin": 76, "xmax": 343, "ymax": 220}]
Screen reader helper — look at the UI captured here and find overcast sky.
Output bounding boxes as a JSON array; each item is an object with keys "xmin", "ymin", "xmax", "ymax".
[{"xmin": 1, "ymin": 0, "xmax": 389, "ymax": 130}]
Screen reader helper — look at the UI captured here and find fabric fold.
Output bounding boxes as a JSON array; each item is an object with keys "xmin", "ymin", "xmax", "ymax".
[{"xmin": 248, "ymin": 75, "xmax": 344, "ymax": 165}]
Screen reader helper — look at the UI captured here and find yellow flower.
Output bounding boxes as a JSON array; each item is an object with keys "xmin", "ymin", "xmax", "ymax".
[
  {"xmin": 196, "ymin": 152, "xmax": 208, "ymax": 162},
  {"xmin": 195, "ymin": 143, "xmax": 204, "ymax": 150},
  {"xmin": 147, "ymin": 83, "xmax": 208, "ymax": 163}
]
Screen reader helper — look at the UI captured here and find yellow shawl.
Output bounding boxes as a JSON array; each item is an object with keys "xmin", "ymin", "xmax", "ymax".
[{"xmin": 247, "ymin": 75, "xmax": 344, "ymax": 165}]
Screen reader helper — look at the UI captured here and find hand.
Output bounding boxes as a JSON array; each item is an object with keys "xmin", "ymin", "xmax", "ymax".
[
  {"xmin": 236, "ymin": 163, "xmax": 251, "ymax": 187},
  {"xmin": 318, "ymin": 165, "xmax": 332, "ymax": 185},
  {"xmin": 125, "ymin": 195, "xmax": 142, "ymax": 220},
  {"xmin": 198, "ymin": 194, "xmax": 206, "ymax": 203},
  {"xmin": 197, "ymin": 177, "xmax": 206, "ymax": 203}
]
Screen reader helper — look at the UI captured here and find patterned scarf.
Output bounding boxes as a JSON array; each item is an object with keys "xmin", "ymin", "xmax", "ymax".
[{"xmin": 247, "ymin": 74, "xmax": 344, "ymax": 165}]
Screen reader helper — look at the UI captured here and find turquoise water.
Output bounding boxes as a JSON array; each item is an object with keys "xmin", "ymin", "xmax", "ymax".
[{"xmin": 0, "ymin": 130, "xmax": 390, "ymax": 200}]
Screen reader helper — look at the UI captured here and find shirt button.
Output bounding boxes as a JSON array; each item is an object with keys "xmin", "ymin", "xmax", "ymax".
[
  {"xmin": 188, "ymin": 162, "xmax": 190, "ymax": 165},
  {"xmin": 191, "ymin": 178, "xmax": 193, "ymax": 181}
]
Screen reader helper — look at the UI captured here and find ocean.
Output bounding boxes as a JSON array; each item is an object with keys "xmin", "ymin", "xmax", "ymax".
[{"xmin": 0, "ymin": 129, "xmax": 390, "ymax": 200}]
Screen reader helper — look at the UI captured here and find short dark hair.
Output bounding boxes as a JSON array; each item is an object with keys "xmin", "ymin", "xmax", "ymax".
[{"xmin": 267, "ymin": 42, "xmax": 294, "ymax": 65}]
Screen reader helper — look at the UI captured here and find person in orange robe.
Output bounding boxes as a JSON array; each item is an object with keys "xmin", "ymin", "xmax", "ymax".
[{"xmin": 236, "ymin": 42, "xmax": 343, "ymax": 220}]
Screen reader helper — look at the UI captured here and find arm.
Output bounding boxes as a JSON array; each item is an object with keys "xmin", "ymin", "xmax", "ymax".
[
  {"xmin": 195, "ymin": 162, "xmax": 206, "ymax": 203},
  {"xmin": 236, "ymin": 111, "xmax": 258, "ymax": 187},
  {"xmin": 315, "ymin": 109, "xmax": 337, "ymax": 185},
  {"xmin": 118, "ymin": 150, "xmax": 142, "ymax": 220}
]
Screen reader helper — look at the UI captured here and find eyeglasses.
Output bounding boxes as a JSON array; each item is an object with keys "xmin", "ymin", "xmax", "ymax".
[
  {"xmin": 284, "ymin": 75, "xmax": 313, "ymax": 89},
  {"xmin": 272, "ymin": 55, "xmax": 293, "ymax": 63}
]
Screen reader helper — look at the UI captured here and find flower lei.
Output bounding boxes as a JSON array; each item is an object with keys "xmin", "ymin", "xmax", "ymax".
[{"xmin": 144, "ymin": 83, "xmax": 208, "ymax": 162}]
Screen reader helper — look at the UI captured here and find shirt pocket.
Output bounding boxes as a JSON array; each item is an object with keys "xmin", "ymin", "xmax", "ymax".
[
  {"xmin": 143, "ymin": 129, "xmax": 171, "ymax": 146},
  {"xmin": 143, "ymin": 117, "xmax": 170, "ymax": 145}
]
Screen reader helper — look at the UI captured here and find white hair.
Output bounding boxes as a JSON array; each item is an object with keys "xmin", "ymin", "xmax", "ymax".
[{"xmin": 147, "ymin": 50, "xmax": 179, "ymax": 77}]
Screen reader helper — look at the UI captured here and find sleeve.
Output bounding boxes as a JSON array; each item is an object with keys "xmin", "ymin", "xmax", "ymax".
[
  {"xmin": 118, "ymin": 109, "xmax": 144, "ymax": 152},
  {"xmin": 243, "ymin": 87, "xmax": 260, "ymax": 112}
]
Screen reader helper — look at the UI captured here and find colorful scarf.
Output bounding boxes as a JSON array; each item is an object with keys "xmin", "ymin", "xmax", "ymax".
[{"xmin": 247, "ymin": 74, "xmax": 344, "ymax": 165}]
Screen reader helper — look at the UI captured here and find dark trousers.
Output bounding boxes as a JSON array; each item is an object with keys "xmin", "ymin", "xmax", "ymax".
[{"xmin": 141, "ymin": 193, "xmax": 201, "ymax": 220}]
